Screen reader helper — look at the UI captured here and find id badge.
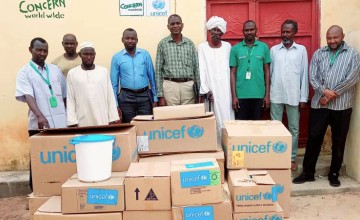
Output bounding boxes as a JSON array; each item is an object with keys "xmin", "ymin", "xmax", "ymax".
[
  {"xmin": 49, "ymin": 96, "xmax": 58, "ymax": 108},
  {"xmin": 246, "ymin": 71, "xmax": 251, "ymax": 80}
]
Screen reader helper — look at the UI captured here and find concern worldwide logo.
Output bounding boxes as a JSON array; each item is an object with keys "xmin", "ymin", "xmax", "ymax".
[{"xmin": 144, "ymin": 125, "xmax": 204, "ymax": 140}]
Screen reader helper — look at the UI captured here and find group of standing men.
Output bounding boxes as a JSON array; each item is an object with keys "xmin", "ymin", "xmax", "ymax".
[{"xmin": 16, "ymin": 14, "xmax": 360, "ymax": 189}]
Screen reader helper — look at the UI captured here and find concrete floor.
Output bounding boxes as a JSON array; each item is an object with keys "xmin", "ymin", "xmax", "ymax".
[{"xmin": 1, "ymin": 192, "xmax": 360, "ymax": 220}]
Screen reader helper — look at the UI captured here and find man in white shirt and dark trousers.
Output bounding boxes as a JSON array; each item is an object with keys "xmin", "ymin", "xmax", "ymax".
[
  {"xmin": 293, "ymin": 25, "xmax": 360, "ymax": 187},
  {"xmin": 270, "ymin": 20, "xmax": 309, "ymax": 171},
  {"xmin": 16, "ymin": 37, "xmax": 67, "ymax": 190}
]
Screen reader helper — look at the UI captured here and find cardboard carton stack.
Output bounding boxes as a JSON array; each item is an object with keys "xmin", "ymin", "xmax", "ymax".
[
  {"xmin": 170, "ymin": 158, "xmax": 232, "ymax": 220},
  {"xmin": 222, "ymin": 120, "xmax": 292, "ymax": 218},
  {"xmin": 28, "ymin": 124, "xmax": 137, "ymax": 219},
  {"xmin": 34, "ymin": 172, "xmax": 126, "ymax": 219},
  {"xmin": 123, "ymin": 162, "xmax": 172, "ymax": 220},
  {"xmin": 133, "ymin": 104, "xmax": 226, "ymax": 183}
]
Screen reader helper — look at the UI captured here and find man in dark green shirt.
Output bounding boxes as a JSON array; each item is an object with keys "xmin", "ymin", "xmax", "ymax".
[
  {"xmin": 230, "ymin": 20, "xmax": 271, "ymax": 120},
  {"xmin": 155, "ymin": 14, "xmax": 200, "ymax": 106}
]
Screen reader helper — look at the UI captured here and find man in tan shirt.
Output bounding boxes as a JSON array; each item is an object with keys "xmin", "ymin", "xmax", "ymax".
[{"xmin": 52, "ymin": 33, "xmax": 82, "ymax": 78}]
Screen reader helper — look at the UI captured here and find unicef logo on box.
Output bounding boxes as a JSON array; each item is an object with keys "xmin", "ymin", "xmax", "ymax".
[
  {"xmin": 272, "ymin": 141, "xmax": 287, "ymax": 153},
  {"xmin": 270, "ymin": 215, "xmax": 283, "ymax": 220},
  {"xmin": 187, "ymin": 125, "xmax": 204, "ymax": 138},
  {"xmin": 152, "ymin": 0, "xmax": 165, "ymax": 10}
]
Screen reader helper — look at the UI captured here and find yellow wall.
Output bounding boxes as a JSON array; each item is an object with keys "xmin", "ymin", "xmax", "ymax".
[
  {"xmin": 1, "ymin": 0, "xmax": 360, "ymax": 176},
  {"xmin": 0, "ymin": 0, "xmax": 206, "ymax": 171}
]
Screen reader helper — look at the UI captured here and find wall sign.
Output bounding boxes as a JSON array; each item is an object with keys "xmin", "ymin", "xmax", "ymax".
[
  {"xmin": 18, "ymin": 0, "xmax": 66, "ymax": 19},
  {"xmin": 119, "ymin": 0, "xmax": 144, "ymax": 16},
  {"xmin": 146, "ymin": 0, "xmax": 170, "ymax": 17}
]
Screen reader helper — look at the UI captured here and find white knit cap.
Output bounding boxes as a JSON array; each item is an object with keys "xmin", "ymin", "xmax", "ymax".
[
  {"xmin": 79, "ymin": 41, "xmax": 95, "ymax": 50},
  {"xmin": 206, "ymin": 16, "xmax": 227, "ymax": 34}
]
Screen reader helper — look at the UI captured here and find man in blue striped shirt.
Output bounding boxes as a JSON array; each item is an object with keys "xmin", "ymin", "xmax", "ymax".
[
  {"xmin": 293, "ymin": 25, "xmax": 360, "ymax": 187},
  {"xmin": 110, "ymin": 28, "xmax": 158, "ymax": 123}
]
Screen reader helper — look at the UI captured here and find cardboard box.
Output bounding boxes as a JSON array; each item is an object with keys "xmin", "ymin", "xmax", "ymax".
[
  {"xmin": 228, "ymin": 169, "xmax": 280, "ymax": 213},
  {"xmin": 265, "ymin": 169, "xmax": 291, "ymax": 218},
  {"xmin": 171, "ymin": 158, "xmax": 222, "ymax": 206},
  {"xmin": 34, "ymin": 196, "xmax": 122, "ymax": 220},
  {"xmin": 61, "ymin": 172, "xmax": 125, "ymax": 214},
  {"xmin": 172, "ymin": 189, "xmax": 232, "ymax": 220},
  {"xmin": 125, "ymin": 162, "xmax": 171, "ymax": 210},
  {"xmin": 28, "ymin": 193, "xmax": 50, "ymax": 220},
  {"xmin": 153, "ymin": 103, "xmax": 206, "ymax": 120},
  {"xmin": 233, "ymin": 202, "xmax": 284, "ymax": 220},
  {"xmin": 123, "ymin": 211, "xmax": 172, "ymax": 220},
  {"xmin": 131, "ymin": 113, "xmax": 217, "ymax": 155},
  {"xmin": 30, "ymin": 124, "xmax": 137, "ymax": 196},
  {"xmin": 222, "ymin": 120, "xmax": 292, "ymax": 169},
  {"xmin": 139, "ymin": 149, "xmax": 225, "ymax": 183}
]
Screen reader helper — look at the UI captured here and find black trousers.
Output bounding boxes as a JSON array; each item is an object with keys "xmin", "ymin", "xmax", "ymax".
[
  {"xmin": 235, "ymin": 98, "xmax": 263, "ymax": 120},
  {"xmin": 28, "ymin": 130, "xmax": 41, "ymax": 191},
  {"xmin": 118, "ymin": 89, "xmax": 152, "ymax": 123},
  {"xmin": 303, "ymin": 108, "xmax": 352, "ymax": 176}
]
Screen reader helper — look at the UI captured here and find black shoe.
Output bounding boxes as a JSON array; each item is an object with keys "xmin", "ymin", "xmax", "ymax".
[
  {"xmin": 328, "ymin": 173, "xmax": 341, "ymax": 187},
  {"xmin": 292, "ymin": 173, "xmax": 315, "ymax": 184}
]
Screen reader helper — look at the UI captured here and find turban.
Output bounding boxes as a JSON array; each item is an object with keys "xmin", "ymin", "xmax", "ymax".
[
  {"xmin": 79, "ymin": 41, "xmax": 95, "ymax": 50},
  {"xmin": 206, "ymin": 16, "xmax": 227, "ymax": 34}
]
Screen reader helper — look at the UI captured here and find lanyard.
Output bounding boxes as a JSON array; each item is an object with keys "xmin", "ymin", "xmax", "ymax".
[
  {"xmin": 29, "ymin": 61, "xmax": 54, "ymax": 96},
  {"xmin": 246, "ymin": 46, "xmax": 254, "ymax": 70},
  {"xmin": 329, "ymin": 46, "xmax": 342, "ymax": 67}
]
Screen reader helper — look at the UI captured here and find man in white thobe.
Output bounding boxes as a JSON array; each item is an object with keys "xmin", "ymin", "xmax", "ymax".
[
  {"xmin": 199, "ymin": 16, "xmax": 235, "ymax": 141},
  {"xmin": 66, "ymin": 41, "xmax": 119, "ymax": 127}
]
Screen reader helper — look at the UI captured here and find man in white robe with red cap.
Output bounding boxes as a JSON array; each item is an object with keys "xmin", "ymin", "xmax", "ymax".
[{"xmin": 198, "ymin": 16, "xmax": 235, "ymax": 142}]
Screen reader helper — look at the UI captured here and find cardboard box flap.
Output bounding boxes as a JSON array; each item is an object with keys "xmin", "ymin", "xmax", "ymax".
[
  {"xmin": 231, "ymin": 169, "xmax": 275, "ymax": 186},
  {"xmin": 153, "ymin": 104, "xmax": 206, "ymax": 120},
  {"xmin": 37, "ymin": 196, "xmax": 61, "ymax": 213},
  {"xmin": 171, "ymin": 158, "xmax": 218, "ymax": 171},
  {"xmin": 33, "ymin": 124, "xmax": 134, "ymax": 136},
  {"xmin": 132, "ymin": 112, "xmax": 214, "ymax": 121},
  {"xmin": 223, "ymin": 120, "xmax": 291, "ymax": 137},
  {"xmin": 139, "ymin": 149, "xmax": 224, "ymax": 162},
  {"xmin": 63, "ymin": 173, "xmax": 126, "ymax": 187},
  {"xmin": 126, "ymin": 162, "xmax": 170, "ymax": 177},
  {"xmin": 70, "ymin": 172, "xmax": 126, "ymax": 179}
]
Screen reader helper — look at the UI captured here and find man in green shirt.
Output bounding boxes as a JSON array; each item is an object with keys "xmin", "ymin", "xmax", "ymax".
[
  {"xmin": 155, "ymin": 14, "xmax": 200, "ymax": 106},
  {"xmin": 230, "ymin": 20, "xmax": 271, "ymax": 120}
]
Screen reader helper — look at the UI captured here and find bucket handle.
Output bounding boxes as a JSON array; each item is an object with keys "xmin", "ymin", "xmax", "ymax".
[{"xmin": 70, "ymin": 139, "xmax": 79, "ymax": 145}]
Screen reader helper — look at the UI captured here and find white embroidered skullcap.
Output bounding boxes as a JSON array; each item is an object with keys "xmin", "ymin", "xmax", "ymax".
[
  {"xmin": 206, "ymin": 16, "xmax": 227, "ymax": 34},
  {"xmin": 79, "ymin": 41, "xmax": 95, "ymax": 50}
]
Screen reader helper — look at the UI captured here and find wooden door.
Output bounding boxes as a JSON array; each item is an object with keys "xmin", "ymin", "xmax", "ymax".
[{"xmin": 206, "ymin": 0, "xmax": 319, "ymax": 146}]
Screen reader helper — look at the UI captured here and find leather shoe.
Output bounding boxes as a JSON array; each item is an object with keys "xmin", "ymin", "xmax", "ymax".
[
  {"xmin": 328, "ymin": 173, "xmax": 341, "ymax": 187},
  {"xmin": 292, "ymin": 173, "xmax": 315, "ymax": 184}
]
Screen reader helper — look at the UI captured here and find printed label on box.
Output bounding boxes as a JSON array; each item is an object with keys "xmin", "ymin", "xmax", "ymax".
[
  {"xmin": 180, "ymin": 169, "xmax": 219, "ymax": 188},
  {"xmin": 137, "ymin": 136, "xmax": 149, "ymax": 152},
  {"xmin": 185, "ymin": 161, "xmax": 214, "ymax": 169},
  {"xmin": 209, "ymin": 170, "xmax": 220, "ymax": 186},
  {"xmin": 232, "ymin": 151, "xmax": 244, "ymax": 167},
  {"xmin": 184, "ymin": 206, "xmax": 214, "ymax": 220},
  {"xmin": 87, "ymin": 188, "xmax": 118, "ymax": 205}
]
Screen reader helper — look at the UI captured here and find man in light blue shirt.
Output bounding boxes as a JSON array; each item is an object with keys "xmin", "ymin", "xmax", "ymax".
[
  {"xmin": 110, "ymin": 28, "xmax": 158, "ymax": 123},
  {"xmin": 270, "ymin": 20, "xmax": 309, "ymax": 171}
]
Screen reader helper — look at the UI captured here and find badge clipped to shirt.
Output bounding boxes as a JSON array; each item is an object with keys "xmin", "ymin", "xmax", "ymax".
[
  {"xmin": 49, "ymin": 96, "xmax": 58, "ymax": 108},
  {"xmin": 246, "ymin": 71, "xmax": 251, "ymax": 80}
]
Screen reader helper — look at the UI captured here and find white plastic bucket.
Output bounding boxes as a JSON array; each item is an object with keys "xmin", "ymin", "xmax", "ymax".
[{"xmin": 70, "ymin": 134, "xmax": 115, "ymax": 182}]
